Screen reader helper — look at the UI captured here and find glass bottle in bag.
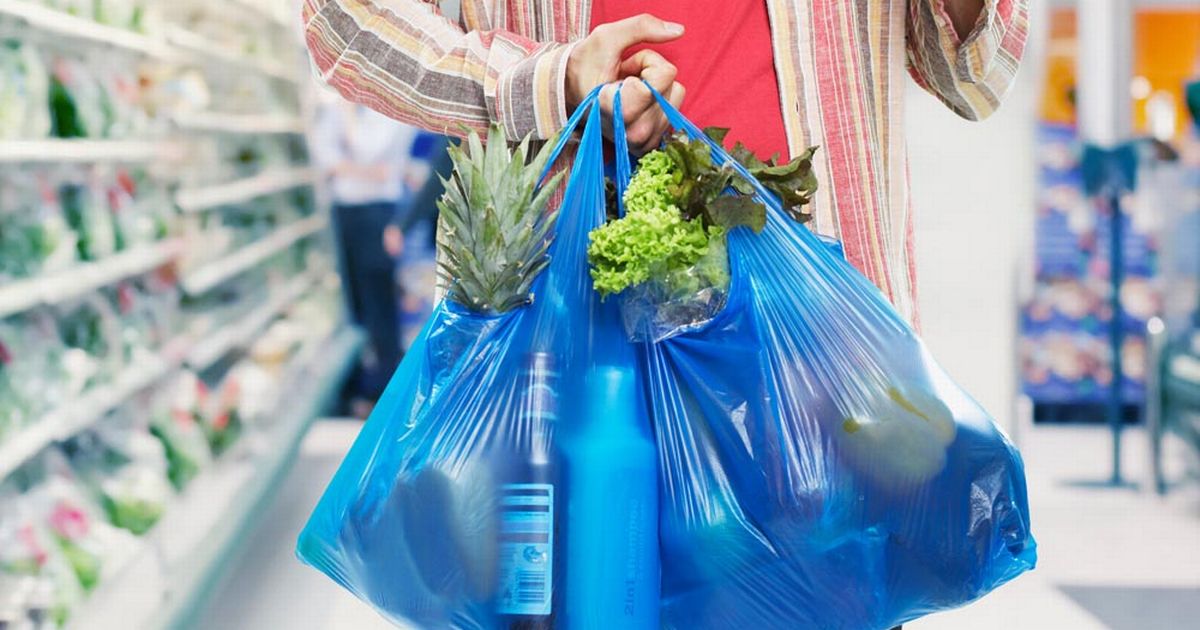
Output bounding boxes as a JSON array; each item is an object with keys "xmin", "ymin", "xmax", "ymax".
[{"xmin": 495, "ymin": 351, "xmax": 564, "ymax": 629}]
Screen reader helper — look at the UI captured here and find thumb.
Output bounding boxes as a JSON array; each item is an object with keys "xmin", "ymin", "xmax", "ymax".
[{"xmin": 600, "ymin": 13, "xmax": 685, "ymax": 51}]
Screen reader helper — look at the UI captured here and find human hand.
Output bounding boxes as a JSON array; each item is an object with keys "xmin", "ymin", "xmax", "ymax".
[
  {"xmin": 383, "ymin": 224, "xmax": 404, "ymax": 258},
  {"xmin": 566, "ymin": 14, "xmax": 687, "ymax": 154}
]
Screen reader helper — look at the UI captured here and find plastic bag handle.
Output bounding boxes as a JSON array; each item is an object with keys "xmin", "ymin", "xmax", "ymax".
[
  {"xmin": 639, "ymin": 79, "xmax": 782, "ymax": 212},
  {"xmin": 612, "ymin": 86, "xmax": 632, "ymax": 217},
  {"xmin": 537, "ymin": 84, "xmax": 605, "ymax": 187}
]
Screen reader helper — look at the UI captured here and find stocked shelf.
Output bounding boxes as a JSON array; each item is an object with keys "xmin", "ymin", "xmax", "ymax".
[
  {"xmin": 0, "ymin": 351, "xmax": 175, "ymax": 481},
  {"xmin": 0, "ymin": 239, "xmax": 181, "ymax": 319},
  {"xmin": 179, "ymin": 215, "xmax": 327, "ymax": 295},
  {"xmin": 175, "ymin": 168, "xmax": 316, "ymax": 213},
  {"xmin": 65, "ymin": 327, "xmax": 362, "ymax": 630},
  {"xmin": 0, "ymin": 270, "xmax": 336, "ymax": 482},
  {"xmin": 166, "ymin": 26, "xmax": 298, "ymax": 84},
  {"xmin": 173, "ymin": 111, "xmax": 306, "ymax": 136},
  {"xmin": 0, "ymin": 0, "xmax": 171, "ymax": 58},
  {"xmin": 0, "ymin": 139, "xmax": 179, "ymax": 163},
  {"xmin": 185, "ymin": 272, "xmax": 319, "ymax": 370}
]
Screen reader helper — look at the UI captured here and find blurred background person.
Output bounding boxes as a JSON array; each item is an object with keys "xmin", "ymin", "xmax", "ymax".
[{"xmin": 313, "ymin": 95, "xmax": 417, "ymax": 413}]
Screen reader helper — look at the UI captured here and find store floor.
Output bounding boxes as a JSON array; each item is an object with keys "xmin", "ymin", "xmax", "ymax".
[{"xmin": 195, "ymin": 420, "xmax": 1200, "ymax": 630}]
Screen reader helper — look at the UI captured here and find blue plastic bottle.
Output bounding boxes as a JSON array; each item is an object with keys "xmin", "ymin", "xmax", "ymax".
[{"xmin": 565, "ymin": 365, "xmax": 660, "ymax": 630}]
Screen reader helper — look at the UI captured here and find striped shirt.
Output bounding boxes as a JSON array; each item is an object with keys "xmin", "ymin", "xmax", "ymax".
[{"xmin": 303, "ymin": 0, "xmax": 1029, "ymax": 322}]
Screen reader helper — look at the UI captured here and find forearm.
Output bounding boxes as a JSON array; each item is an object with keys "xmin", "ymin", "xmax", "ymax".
[{"xmin": 302, "ymin": 0, "xmax": 575, "ymax": 140}]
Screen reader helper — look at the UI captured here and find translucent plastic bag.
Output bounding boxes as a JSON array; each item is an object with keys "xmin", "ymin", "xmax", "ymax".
[
  {"xmin": 299, "ymin": 90, "xmax": 663, "ymax": 628},
  {"xmin": 623, "ymin": 86, "xmax": 1037, "ymax": 629},
  {"xmin": 300, "ymin": 81, "xmax": 1035, "ymax": 629}
]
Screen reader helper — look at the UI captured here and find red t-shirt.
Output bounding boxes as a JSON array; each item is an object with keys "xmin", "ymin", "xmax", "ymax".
[{"xmin": 590, "ymin": 0, "xmax": 789, "ymax": 162}]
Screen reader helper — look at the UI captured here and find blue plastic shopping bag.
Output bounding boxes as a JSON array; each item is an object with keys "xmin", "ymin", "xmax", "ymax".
[
  {"xmin": 300, "ymin": 79, "xmax": 1035, "ymax": 630},
  {"xmin": 298, "ymin": 91, "xmax": 662, "ymax": 629},
  {"xmin": 612, "ymin": 85, "xmax": 1037, "ymax": 629}
]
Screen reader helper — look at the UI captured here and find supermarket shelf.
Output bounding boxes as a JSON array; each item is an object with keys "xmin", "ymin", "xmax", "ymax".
[
  {"xmin": 185, "ymin": 272, "xmax": 318, "ymax": 370},
  {"xmin": 0, "ymin": 352, "xmax": 176, "ymax": 481},
  {"xmin": 179, "ymin": 215, "xmax": 328, "ymax": 295},
  {"xmin": 173, "ymin": 111, "xmax": 305, "ymax": 135},
  {"xmin": 0, "ymin": 139, "xmax": 179, "ymax": 163},
  {"xmin": 78, "ymin": 333, "xmax": 349, "ymax": 627},
  {"xmin": 175, "ymin": 168, "xmax": 316, "ymax": 213},
  {"xmin": 0, "ymin": 417, "xmax": 58, "ymax": 482},
  {"xmin": 0, "ymin": 239, "xmax": 181, "ymax": 319},
  {"xmin": 0, "ymin": 0, "xmax": 171, "ymax": 57},
  {"xmin": 148, "ymin": 326, "xmax": 362, "ymax": 630},
  {"xmin": 166, "ymin": 26, "xmax": 298, "ymax": 83},
  {"xmin": 229, "ymin": 0, "xmax": 291, "ymax": 28},
  {"xmin": 56, "ymin": 353, "xmax": 177, "ymax": 438}
]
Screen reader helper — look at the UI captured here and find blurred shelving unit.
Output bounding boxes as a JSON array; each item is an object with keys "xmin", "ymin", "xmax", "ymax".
[
  {"xmin": 0, "ymin": 240, "xmax": 181, "ymax": 318},
  {"xmin": 0, "ymin": 1, "xmax": 356, "ymax": 628},
  {"xmin": 165, "ymin": 25, "xmax": 298, "ymax": 84},
  {"xmin": 0, "ymin": 0, "xmax": 172, "ymax": 57},
  {"xmin": 179, "ymin": 215, "xmax": 328, "ymax": 295},
  {"xmin": 175, "ymin": 168, "xmax": 317, "ymax": 213},
  {"xmin": 173, "ymin": 112, "xmax": 307, "ymax": 136},
  {"xmin": 0, "ymin": 140, "xmax": 181, "ymax": 163}
]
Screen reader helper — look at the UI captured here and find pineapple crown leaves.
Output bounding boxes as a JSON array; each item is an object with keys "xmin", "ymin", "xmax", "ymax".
[{"xmin": 436, "ymin": 123, "xmax": 566, "ymax": 315}]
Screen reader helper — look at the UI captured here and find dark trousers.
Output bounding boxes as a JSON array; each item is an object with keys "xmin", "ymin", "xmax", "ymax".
[{"xmin": 333, "ymin": 201, "xmax": 402, "ymax": 399}]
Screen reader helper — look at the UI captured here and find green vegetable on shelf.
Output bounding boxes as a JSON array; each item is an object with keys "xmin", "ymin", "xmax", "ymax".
[
  {"xmin": 54, "ymin": 536, "xmax": 101, "ymax": 593},
  {"xmin": 101, "ymin": 495, "xmax": 163, "ymax": 536}
]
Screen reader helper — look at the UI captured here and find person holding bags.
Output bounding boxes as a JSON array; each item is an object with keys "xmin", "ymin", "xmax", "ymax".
[{"xmin": 302, "ymin": 0, "xmax": 1028, "ymax": 322}]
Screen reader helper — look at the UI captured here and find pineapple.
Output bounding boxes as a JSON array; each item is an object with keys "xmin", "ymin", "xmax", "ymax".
[{"xmin": 436, "ymin": 124, "xmax": 566, "ymax": 315}]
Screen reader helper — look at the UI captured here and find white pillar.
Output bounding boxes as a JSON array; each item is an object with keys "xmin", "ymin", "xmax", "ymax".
[{"xmin": 1075, "ymin": 0, "xmax": 1133, "ymax": 146}]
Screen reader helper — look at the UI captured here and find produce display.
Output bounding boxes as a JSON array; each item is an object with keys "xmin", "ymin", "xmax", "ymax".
[
  {"xmin": 1, "ymin": 1, "xmax": 335, "ymax": 627},
  {"xmin": 0, "ymin": 282, "xmax": 341, "ymax": 625}
]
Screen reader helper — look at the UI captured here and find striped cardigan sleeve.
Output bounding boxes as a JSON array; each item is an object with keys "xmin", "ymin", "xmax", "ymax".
[
  {"xmin": 302, "ymin": 0, "xmax": 577, "ymax": 140},
  {"xmin": 906, "ymin": 0, "xmax": 1029, "ymax": 121}
]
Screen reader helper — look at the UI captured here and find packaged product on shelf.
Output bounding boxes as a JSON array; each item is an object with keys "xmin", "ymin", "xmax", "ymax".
[
  {"xmin": 224, "ymin": 359, "xmax": 276, "ymax": 424},
  {"xmin": 23, "ymin": 464, "xmax": 141, "ymax": 594},
  {"xmin": 196, "ymin": 372, "xmax": 243, "ymax": 457},
  {"xmin": 58, "ymin": 170, "xmax": 117, "ymax": 262},
  {"xmin": 0, "ymin": 312, "xmax": 71, "ymax": 435},
  {"xmin": 0, "ymin": 324, "xmax": 21, "ymax": 444},
  {"xmin": 55, "ymin": 293, "xmax": 123, "ymax": 391},
  {"xmin": 87, "ymin": 58, "xmax": 147, "ymax": 140},
  {"xmin": 0, "ymin": 493, "xmax": 85, "ymax": 627},
  {"xmin": 148, "ymin": 374, "xmax": 212, "ymax": 490},
  {"xmin": 64, "ymin": 420, "xmax": 172, "ymax": 536},
  {"xmin": 0, "ymin": 170, "xmax": 77, "ymax": 281},
  {"xmin": 90, "ymin": 0, "xmax": 145, "ymax": 31},
  {"xmin": 0, "ymin": 40, "xmax": 51, "ymax": 140},
  {"xmin": 48, "ymin": 56, "xmax": 110, "ymax": 140}
]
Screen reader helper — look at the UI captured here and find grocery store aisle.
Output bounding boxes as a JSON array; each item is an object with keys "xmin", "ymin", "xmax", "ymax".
[{"xmin": 194, "ymin": 421, "xmax": 396, "ymax": 630}]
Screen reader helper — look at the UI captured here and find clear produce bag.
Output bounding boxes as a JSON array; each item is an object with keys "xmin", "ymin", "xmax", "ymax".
[
  {"xmin": 621, "ymin": 85, "xmax": 1036, "ymax": 629},
  {"xmin": 299, "ymin": 90, "xmax": 660, "ymax": 628}
]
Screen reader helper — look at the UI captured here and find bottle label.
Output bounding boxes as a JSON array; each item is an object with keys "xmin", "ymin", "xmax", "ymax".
[{"xmin": 497, "ymin": 483, "xmax": 553, "ymax": 616}]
